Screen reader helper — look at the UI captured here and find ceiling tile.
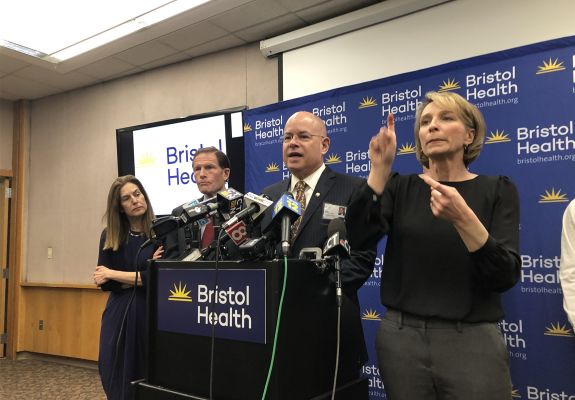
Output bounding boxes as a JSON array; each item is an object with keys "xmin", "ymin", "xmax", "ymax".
[
  {"xmin": 13, "ymin": 66, "xmax": 98, "ymax": 90},
  {"xmin": 210, "ymin": 0, "xmax": 290, "ymax": 33},
  {"xmin": 114, "ymin": 41, "xmax": 180, "ymax": 66},
  {"xmin": 296, "ymin": 0, "xmax": 381, "ymax": 24},
  {"xmin": 0, "ymin": 75, "xmax": 60, "ymax": 100},
  {"xmin": 139, "ymin": 52, "xmax": 192, "ymax": 70},
  {"xmin": 235, "ymin": 14, "xmax": 306, "ymax": 42},
  {"xmin": 74, "ymin": 57, "xmax": 140, "ymax": 80},
  {"xmin": 0, "ymin": 53, "xmax": 29, "ymax": 75},
  {"xmin": 183, "ymin": 35, "xmax": 246, "ymax": 58},
  {"xmin": 159, "ymin": 20, "xmax": 230, "ymax": 51},
  {"xmin": 276, "ymin": 0, "xmax": 330, "ymax": 13}
]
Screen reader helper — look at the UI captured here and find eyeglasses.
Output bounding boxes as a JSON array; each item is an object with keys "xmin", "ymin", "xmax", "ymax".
[{"xmin": 282, "ymin": 133, "xmax": 325, "ymax": 143}]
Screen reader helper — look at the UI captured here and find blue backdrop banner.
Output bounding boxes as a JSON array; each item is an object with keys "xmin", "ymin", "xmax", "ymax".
[{"xmin": 243, "ymin": 36, "xmax": 575, "ymax": 399}]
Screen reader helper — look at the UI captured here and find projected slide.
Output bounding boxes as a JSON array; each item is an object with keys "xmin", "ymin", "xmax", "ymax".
[{"xmin": 133, "ymin": 115, "xmax": 227, "ymax": 215}]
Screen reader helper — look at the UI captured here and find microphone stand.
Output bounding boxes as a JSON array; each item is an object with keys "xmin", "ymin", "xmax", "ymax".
[{"xmin": 327, "ymin": 254, "xmax": 343, "ymax": 400}]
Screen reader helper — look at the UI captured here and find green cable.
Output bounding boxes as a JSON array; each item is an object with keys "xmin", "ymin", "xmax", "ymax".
[{"xmin": 260, "ymin": 256, "xmax": 288, "ymax": 400}]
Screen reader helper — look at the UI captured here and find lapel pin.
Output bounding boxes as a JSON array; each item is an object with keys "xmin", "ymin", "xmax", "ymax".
[{"xmin": 315, "ymin": 192, "xmax": 320, "ymax": 197}]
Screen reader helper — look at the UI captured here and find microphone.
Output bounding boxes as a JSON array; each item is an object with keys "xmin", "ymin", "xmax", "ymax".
[
  {"xmin": 150, "ymin": 215, "xmax": 182, "ymax": 240},
  {"xmin": 179, "ymin": 197, "xmax": 216, "ymax": 227},
  {"xmin": 223, "ymin": 220, "xmax": 249, "ymax": 246},
  {"xmin": 323, "ymin": 218, "xmax": 350, "ymax": 306},
  {"xmin": 216, "ymin": 188, "xmax": 244, "ymax": 216},
  {"xmin": 221, "ymin": 193, "xmax": 273, "ymax": 230},
  {"xmin": 270, "ymin": 192, "xmax": 302, "ymax": 256},
  {"xmin": 323, "ymin": 218, "xmax": 351, "ymax": 258},
  {"xmin": 180, "ymin": 202, "xmax": 219, "ymax": 225}
]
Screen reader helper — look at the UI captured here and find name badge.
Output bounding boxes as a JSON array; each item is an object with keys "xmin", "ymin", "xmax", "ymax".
[{"xmin": 322, "ymin": 203, "xmax": 346, "ymax": 220}]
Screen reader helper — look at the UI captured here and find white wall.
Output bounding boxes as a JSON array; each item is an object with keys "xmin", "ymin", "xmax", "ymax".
[
  {"xmin": 283, "ymin": 0, "xmax": 575, "ymax": 99},
  {"xmin": 25, "ymin": 44, "xmax": 278, "ymax": 283}
]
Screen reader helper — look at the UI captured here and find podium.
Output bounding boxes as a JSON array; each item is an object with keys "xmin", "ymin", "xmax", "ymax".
[{"xmin": 135, "ymin": 259, "xmax": 368, "ymax": 400}]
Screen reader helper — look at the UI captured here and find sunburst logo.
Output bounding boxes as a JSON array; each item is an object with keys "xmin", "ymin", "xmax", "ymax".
[
  {"xmin": 438, "ymin": 78, "xmax": 461, "ymax": 92},
  {"xmin": 362, "ymin": 309, "xmax": 382, "ymax": 321},
  {"xmin": 325, "ymin": 153, "xmax": 342, "ymax": 164},
  {"xmin": 169, "ymin": 282, "xmax": 192, "ymax": 302},
  {"xmin": 397, "ymin": 142, "xmax": 416, "ymax": 155},
  {"xmin": 485, "ymin": 130, "xmax": 511, "ymax": 144},
  {"xmin": 511, "ymin": 388, "xmax": 521, "ymax": 398},
  {"xmin": 538, "ymin": 188, "xmax": 569, "ymax": 203},
  {"xmin": 536, "ymin": 58, "xmax": 566, "ymax": 74},
  {"xmin": 358, "ymin": 96, "xmax": 378, "ymax": 109},
  {"xmin": 544, "ymin": 322, "xmax": 573, "ymax": 337},
  {"xmin": 243, "ymin": 123, "xmax": 252, "ymax": 132},
  {"xmin": 136, "ymin": 153, "xmax": 156, "ymax": 167},
  {"xmin": 265, "ymin": 162, "xmax": 280, "ymax": 172}
]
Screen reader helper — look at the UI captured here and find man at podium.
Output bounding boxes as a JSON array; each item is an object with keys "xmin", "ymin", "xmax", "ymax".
[{"xmin": 259, "ymin": 111, "xmax": 376, "ymax": 390}]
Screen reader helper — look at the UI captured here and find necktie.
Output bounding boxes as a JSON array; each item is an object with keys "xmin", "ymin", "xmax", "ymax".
[
  {"xmin": 290, "ymin": 180, "xmax": 307, "ymax": 240},
  {"xmin": 201, "ymin": 217, "xmax": 214, "ymax": 249}
]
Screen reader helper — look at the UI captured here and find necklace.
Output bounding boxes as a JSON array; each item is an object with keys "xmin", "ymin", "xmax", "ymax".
[{"xmin": 129, "ymin": 230, "xmax": 143, "ymax": 237}]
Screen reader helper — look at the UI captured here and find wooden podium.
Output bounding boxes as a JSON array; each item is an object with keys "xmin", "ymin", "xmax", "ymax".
[{"xmin": 135, "ymin": 259, "xmax": 368, "ymax": 400}]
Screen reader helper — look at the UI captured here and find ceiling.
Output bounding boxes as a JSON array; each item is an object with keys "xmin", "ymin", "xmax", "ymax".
[{"xmin": 0, "ymin": 0, "xmax": 382, "ymax": 101}]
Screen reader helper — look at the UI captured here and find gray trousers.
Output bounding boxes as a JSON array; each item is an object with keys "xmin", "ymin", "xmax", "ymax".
[{"xmin": 376, "ymin": 309, "xmax": 512, "ymax": 400}]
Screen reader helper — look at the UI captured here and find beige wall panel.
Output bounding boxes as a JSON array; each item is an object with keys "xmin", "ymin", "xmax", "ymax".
[
  {"xmin": 18, "ymin": 287, "xmax": 108, "ymax": 361},
  {"xmin": 25, "ymin": 44, "xmax": 277, "ymax": 284},
  {"xmin": 0, "ymin": 100, "xmax": 13, "ymax": 171}
]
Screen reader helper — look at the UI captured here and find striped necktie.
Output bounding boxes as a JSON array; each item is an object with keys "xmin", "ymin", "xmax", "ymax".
[{"xmin": 290, "ymin": 180, "xmax": 307, "ymax": 240}]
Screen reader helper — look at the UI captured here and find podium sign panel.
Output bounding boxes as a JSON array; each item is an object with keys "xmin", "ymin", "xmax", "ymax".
[
  {"xmin": 157, "ymin": 268, "xmax": 267, "ymax": 343},
  {"xmin": 141, "ymin": 260, "xmax": 368, "ymax": 400}
]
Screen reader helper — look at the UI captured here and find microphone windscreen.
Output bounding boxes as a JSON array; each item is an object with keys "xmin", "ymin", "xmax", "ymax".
[{"xmin": 327, "ymin": 217, "xmax": 346, "ymax": 239}]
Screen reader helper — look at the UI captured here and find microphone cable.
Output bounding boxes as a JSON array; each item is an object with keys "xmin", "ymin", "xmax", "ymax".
[
  {"xmin": 330, "ymin": 297, "xmax": 342, "ymax": 400},
  {"xmin": 330, "ymin": 255, "xmax": 343, "ymax": 400},
  {"xmin": 260, "ymin": 255, "xmax": 288, "ymax": 400},
  {"xmin": 208, "ymin": 226, "xmax": 225, "ymax": 400}
]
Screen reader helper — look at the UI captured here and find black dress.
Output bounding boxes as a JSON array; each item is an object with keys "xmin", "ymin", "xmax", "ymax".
[{"xmin": 97, "ymin": 230, "xmax": 154, "ymax": 400}]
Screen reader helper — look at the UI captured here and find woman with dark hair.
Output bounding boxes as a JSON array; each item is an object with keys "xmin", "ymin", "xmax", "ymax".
[
  {"xmin": 93, "ymin": 175, "xmax": 163, "ymax": 400},
  {"xmin": 346, "ymin": 91, "xmax": 520, "ymax": 399}
]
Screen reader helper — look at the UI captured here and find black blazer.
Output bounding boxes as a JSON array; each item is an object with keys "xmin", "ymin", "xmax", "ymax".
[{"xmin": 260, "ymin": 167, "xmax": 376, "ymax": 373}]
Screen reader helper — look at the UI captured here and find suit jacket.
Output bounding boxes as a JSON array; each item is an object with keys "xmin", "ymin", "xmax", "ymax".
[{"xmin": 260, "ymin": 166, "xmax": 376, "ymax": 374}]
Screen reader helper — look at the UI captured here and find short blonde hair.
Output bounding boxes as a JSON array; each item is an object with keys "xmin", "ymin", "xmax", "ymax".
[{"xmin": 414, "ymin": 91, "xmax": 485, "ymax": 168}]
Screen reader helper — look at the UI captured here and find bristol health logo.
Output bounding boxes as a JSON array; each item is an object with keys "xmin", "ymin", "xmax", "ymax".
[
  {"xmin": 437, "ymin": 78, "xmax": 461, "ymax": 92},
  {"xmin": 362, "ymin": 309, "xmax": 382, "ymax": 321},
  {"xmin": 243, "ymin": 122, "xmax": 252, "ymax": 133},
  {"xmin": 136, "ymin": 153, "xmax": 157, "ymax": 168},
  {"xmin": 543, "ymin": 322, "xmax": 574, "ymax": 337},
  {"xmin": 538, "ymin": 188, "xmax": 569, "ymax": 204},
  {"xmin": 358, "ymin": 96, "xmax": 378, "ymax": 109},
  {"xmin": 485, "ymin": 129, "xmax": 511, "ymax": 144},
  {"xmin": 325, "ymin": 153, "xmax": 342, "ymax": 165},
  {"xmin": 397, "ymin": 142, "xmax": 416, "ymax": 155},
  {"xmin": 168, "ymin": 281, "xmax": 193, "ymax": 302},
  {"xmin": 265, "ymin": 162, "xmax": 280, "ymax": 173},
  {"xmin": 535, "ymin": 57, "xmax": 566, "ymax": 74}
]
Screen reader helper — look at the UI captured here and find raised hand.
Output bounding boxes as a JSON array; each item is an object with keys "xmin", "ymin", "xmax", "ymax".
[{"xmin": 367, "ymin": 113, "xmax": 397, "ymax": 194}]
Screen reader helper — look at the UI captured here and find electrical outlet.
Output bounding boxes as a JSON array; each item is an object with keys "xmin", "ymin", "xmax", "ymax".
[{"xmin": 39, "ymin": 320, "xmax": 44, "ymax": 330}]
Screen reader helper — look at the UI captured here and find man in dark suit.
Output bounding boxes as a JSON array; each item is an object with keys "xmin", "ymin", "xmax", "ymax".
[
  {"xmin": 259, "ymin": 111, "xmax": 376, "ymax": 393},
  {"xmin": 163, "ymin": 146, "xmax": 230, "ymax": 260}
]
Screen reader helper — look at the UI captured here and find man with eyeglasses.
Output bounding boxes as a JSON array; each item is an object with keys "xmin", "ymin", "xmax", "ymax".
[
  {"xmin": 163, "ymin": 146, "xmax": 232, "ymax": 260},
  {"xmin": 258, "ymin": 111, "xmax": 376, "ymax": 396}
]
